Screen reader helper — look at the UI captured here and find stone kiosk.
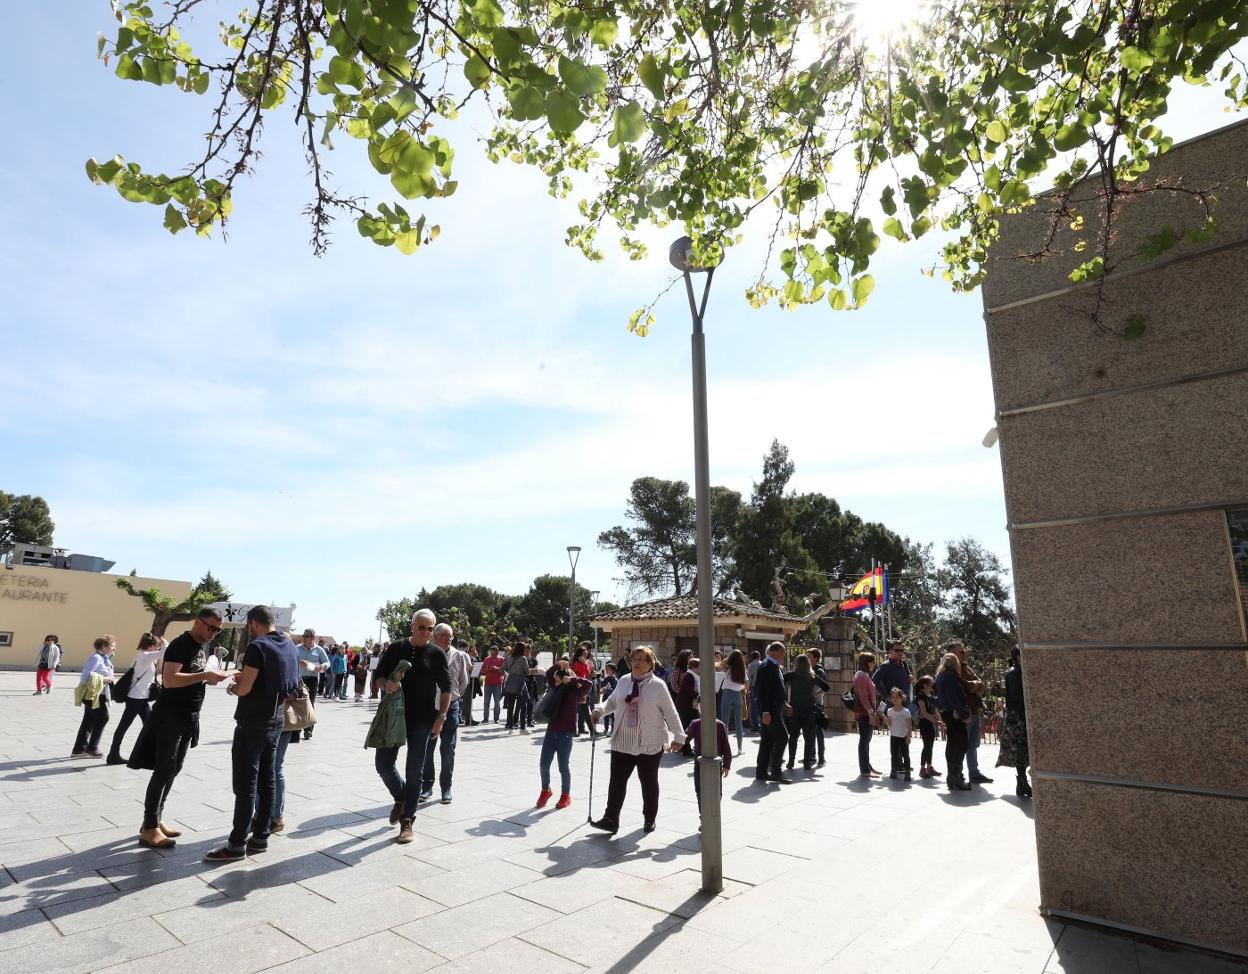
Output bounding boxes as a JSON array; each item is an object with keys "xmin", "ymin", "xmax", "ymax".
[{"xmin": 982, "ymin": 119, "xmax": 1248, "ymax": 957}]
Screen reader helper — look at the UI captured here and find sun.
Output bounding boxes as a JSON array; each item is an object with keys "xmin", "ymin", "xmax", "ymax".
[{"xmin": 847, "ymin": 0, "xmax": 931, "ymax": 50}]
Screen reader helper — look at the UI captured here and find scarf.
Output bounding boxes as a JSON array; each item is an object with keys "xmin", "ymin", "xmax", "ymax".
[{"xmin": 625, "ymin": 673, "xmax": 651, "ymax": 727}]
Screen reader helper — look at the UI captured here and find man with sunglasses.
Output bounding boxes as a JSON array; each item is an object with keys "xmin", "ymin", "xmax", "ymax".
[
  {"xmin": 374, "ymin": 608, "xmax": 451, "ymax": 843},
  {"xmin": 136, "ymin": 607, "xmax": 229, "ymax": 849},
  {"xmin": 295, "ymin": 629, "xmax": 330, "ymax": 740}
]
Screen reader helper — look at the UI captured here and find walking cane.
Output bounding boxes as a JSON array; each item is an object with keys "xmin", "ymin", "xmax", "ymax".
[{"xmin": 587, "ymin": 729, "xmax": 597, "ymax": 824}]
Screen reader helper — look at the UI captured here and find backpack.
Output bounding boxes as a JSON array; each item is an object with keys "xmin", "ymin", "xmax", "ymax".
[{"xmin": 38, "ymin": 645, "xmax": 52, "ymax": 668}]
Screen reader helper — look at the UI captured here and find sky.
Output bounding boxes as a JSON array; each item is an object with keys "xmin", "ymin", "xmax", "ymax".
[{"xmin": 1, "ymin": 7, "xmax": 1241, "ymax": 641}]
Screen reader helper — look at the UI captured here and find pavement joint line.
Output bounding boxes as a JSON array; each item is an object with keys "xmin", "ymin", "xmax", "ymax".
[{"xmin": 513, "ymin": 932, "xmax": 592, "ymax": 969}]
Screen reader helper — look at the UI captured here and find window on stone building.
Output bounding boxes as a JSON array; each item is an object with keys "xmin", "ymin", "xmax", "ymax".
[{"xmin": 1228, "ymin": 508, "xmax": 1248, "ymax": 624}]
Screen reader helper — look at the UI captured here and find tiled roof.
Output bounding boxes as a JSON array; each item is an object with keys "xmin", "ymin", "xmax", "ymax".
[{"xmin": 591, "ymin": 594, "xmax": 806, "ymax": 625}]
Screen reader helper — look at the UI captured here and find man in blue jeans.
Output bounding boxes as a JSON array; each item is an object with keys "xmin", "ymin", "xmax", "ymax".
[
  {"xmin": 422, "ymin": 624, "xmax": 470, "ymax": 804},
  {"xmin": 204, "ymin": 605, "xmax": 301, "ymax": 862},
  {"xmin": 375, "ymin": 609, "xmax": 450, "ymax": 843}
]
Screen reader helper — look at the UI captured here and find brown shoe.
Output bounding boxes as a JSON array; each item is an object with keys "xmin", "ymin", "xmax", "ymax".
[
  {"xmin": 138, "ymin": 827, "xmax": 175, "ymax": 849},
  {"xmin": 397, "ymin": 818, "xmax": 414, "ymax": 844},
  {"xmin": 157, "ymin": 821, "xmax": 182, "ymax": 838},
  {"xmin": 269, "ymin": 818, "xmax": 285, "ymax": 834},
  {"xmin": 388, "ymin": 800, "xmax": 404, "ymax": 825}
]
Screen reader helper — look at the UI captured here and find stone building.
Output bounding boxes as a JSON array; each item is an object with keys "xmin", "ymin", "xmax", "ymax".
[{"xmin": 983, "ymin": 118, "xmax": 1248, "ymax": 956}]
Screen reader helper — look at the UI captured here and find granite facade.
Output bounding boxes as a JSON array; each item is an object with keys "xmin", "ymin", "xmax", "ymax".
[
  {"xmin": 1032, "ymin": 778, "xmax": 1248, "ymax": 949},
  {"xmin": 984, "ymin": 121, "xmax": 1248, "ymax": 956}
]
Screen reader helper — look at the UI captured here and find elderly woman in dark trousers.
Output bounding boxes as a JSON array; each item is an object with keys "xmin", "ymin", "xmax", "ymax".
[{"xmin": 590, "ymin": 646, "xmax": 685, "ymax": 834}]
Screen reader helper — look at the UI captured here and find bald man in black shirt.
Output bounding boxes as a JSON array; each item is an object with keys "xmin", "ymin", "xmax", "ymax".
[{"xmin": 373, "ymin": 608, "xmax": 450, "ymax": 843}]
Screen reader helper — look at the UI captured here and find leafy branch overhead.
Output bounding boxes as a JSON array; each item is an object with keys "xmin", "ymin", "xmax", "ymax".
[{"xmin": 90, "ymin": 0, "xmax": 1248, "ymax": 322}]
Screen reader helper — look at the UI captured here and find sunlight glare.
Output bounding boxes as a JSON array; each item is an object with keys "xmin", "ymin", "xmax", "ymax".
[{"xmin": 848, "ymin": 0, "xmax": 931, "ymax": 50}]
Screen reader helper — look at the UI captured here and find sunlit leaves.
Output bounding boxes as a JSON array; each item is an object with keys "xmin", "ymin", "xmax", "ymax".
[{"xmin": 87, "ymin": 0, "xmax": 1248, "ymax": 323}]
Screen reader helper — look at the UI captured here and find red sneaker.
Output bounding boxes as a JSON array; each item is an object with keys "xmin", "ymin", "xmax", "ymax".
[
  {"xmin": 536, "ymin": 788, "xmax": 553, "ymax": 808},
  {"xmin": 555, "ymin": 793, "xmax": 572, "ymax": 810}
]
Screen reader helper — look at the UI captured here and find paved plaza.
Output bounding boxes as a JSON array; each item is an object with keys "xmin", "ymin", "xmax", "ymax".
[{"xmin": 0, "ymin": 672, "xmax": 1242, "ymax": 974}]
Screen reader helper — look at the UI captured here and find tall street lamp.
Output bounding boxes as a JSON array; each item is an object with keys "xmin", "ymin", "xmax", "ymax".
[
  {"xmin": 567, "ymin": 545, "xmax": 582, "ymax": 659},
  {"xmin": 669, "ymin": 234, "xmax": 723, "ymax": 895},
  {"xmin": 590, "ymin": 590, "xmax": 601, "ymax": 656}
]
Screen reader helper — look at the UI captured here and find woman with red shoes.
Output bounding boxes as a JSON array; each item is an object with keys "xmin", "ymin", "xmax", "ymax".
[{"xmin": 535, "ymin": 658, "xmax": 591, "ymax": 810}]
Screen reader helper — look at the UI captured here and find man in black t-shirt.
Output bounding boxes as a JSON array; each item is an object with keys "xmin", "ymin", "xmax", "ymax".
[
  {"xmin": 137, "ymin": 607, "xmax": 229, "ymax": 850},
  {"xmin": 374, "ymin": 608, "xmax": 450, "ymax": 844},
  {"xmin": 205, "ymin": 605, "xmax": 300, "ymax": 862}
]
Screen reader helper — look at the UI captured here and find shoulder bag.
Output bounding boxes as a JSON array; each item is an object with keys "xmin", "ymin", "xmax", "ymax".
[{"xmin": 283, "ymin": 682, "xmax": 317, "ymax": 733}]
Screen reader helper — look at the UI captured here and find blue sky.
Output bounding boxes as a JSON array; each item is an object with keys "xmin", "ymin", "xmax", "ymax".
[{"xmin": 2, "ymin": 7, "xmax": 1240, "ymax": 640}]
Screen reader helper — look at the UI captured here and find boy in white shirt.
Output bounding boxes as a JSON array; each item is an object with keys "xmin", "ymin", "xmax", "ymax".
[{"xmin": 886, "ymin": 687, "xmax": 913, "ymax": 782}]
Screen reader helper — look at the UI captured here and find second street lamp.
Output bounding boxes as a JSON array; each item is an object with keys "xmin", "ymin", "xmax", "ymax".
[
  {"xmin": 669, "ymin": 234, "xmax": 723, "ymax": 895},
  {"xmin": 567, "ymin": 545, "xmax": 581, "ymax": 659}
]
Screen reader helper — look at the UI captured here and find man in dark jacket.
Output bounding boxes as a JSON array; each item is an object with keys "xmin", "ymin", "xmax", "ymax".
[
  {"xmin": 204, "ymin": 605, "xmax": 300, "ymax": 862},
  {"xmin": 754, "ymin": 641, "xmax": 792, "ymax": 784},
  {"xmin": 872, "ymin": 641, "xmax": 913, "ymax": 703}
]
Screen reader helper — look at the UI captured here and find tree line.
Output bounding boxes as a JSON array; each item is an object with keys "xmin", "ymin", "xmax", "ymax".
[
  {"xmin": 375, "ymin": 580, "xmax": 620, "ymax": 653},
  {"xmin": 373, "ymin": 440, "xmax": 1016, "ymax": 668},
  {"xmin": 597, "ymin": 440, "xmax": 1017, "ymax": 672}
]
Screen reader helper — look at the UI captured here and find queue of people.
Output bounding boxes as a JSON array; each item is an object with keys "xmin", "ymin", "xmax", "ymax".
[{"xmin": 63, "ymin": 605, "xmax": 1030, "ymax": 863}]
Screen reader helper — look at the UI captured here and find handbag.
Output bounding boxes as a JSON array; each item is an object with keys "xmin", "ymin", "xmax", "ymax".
[
  {"xmin": 533, "ymin": 683, "xmax": 568, "ymax": 722},
  {"xmin": 112, "ymin": 667, "xmax": 135, "ymax": 702},
  {"xmin": 283, "ymin": 684, "xmax": 317, "ymax": 733},
  {"xmin": 840, "ymin": 688, "xmax": 857, "ymax": 711}
]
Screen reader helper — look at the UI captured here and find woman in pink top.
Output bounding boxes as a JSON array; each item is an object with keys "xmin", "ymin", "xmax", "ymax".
[{"xmin": 853, "ymin": 652, "xmax": 880, "ymax": 778}]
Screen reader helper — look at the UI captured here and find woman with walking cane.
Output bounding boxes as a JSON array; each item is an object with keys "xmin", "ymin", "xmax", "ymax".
[
  {"xmin": 535, "ymin": 658, "xmax": 591, "ymax": 810},
  {"xmin": 588, "ymin": 646, "xmax": 685, "ymax": 835}
]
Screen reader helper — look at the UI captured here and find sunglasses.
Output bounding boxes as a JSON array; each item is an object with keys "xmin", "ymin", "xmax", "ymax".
[
  {"xmin": 203, "ymin": 623, "xmax": 223, "ymax": 634},
  {"xmin": 415, "ymin": 625, "xmax": 434, "ymax": 632}
]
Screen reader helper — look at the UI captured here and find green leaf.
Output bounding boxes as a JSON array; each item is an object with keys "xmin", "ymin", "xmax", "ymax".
[
  {"xmin": 880, "ymin": 185, "xmax": 896, "ymax": 215},
  {"xmin": 328, "ymin": 55, "xmax": 365, "ymax": 89},
  {"xmin": 391, "ymin": 169, "xmax": 431, "ymax": 199},
  {"xmin": 851, "ymin": 274, "xmax": 875, "ymax": 306},
  {"xmin": 1120, "ymin": 46, "xmax": 1154, "ymax": 72},
  {"xmin": 828, "ymin": 288, "xmax": 847, "ymax": 310},
  {"xmin": 1053, "ymin": 123, "xmax": 1090, "ymax": 151},
  {"xmin": 115, "ymin": 53, "xmax": 143, "ymax": 81},
  {"xmin": 163, "ymin": 203, "xmax": 187, "ymax": 234},
  {"xmin": 507, "ymin": 83, "xmax": 546, "ymax": 121},
  {"xmin": 590, "ymin": 19, "xmax": 618, "ymax": 48},
  {"xmin": 464, "ymin": 54, "xmax": 490, "ymax": 89},
  {"xmin": 612, "ymin": 101, "xmax": 646, "ymax": 144},
  {"xmin": 545, "ymin": 89, "xmax": 585, "ymax": 134},
  {"xmin": 469, "ymin": 0, "xmax": 505, "ymax": 29},
  {"xmin": 558, "ymin": 56, "xmax": 607, "ymax": 96},
  {"xmin": 192, "ymin": 71, "xmax": 210, "ymax": 94},
  {"xmin": 395, "ymin": 229, "xmax": 422, "ymax": 254},
  {"xmin": 985, "ymin": 119, "xmax": 1007, "ymax": 143},
  {"xmin": 882, "ymin": 217, "xmax": 906, "ymax": 240},
  {"xmin": 639, "ymin": 53, "xmax": 664, "ymax": 99}
]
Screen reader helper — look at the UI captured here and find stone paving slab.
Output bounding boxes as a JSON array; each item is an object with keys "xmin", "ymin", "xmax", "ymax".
[{"xmin": 0, "ymin": 673, "xmax": 1244, "ymax": 973}]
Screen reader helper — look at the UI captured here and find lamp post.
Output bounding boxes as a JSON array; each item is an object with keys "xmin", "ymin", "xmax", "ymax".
[
  {"xmin": 567, "ymin": 546, "xmax": 582, "ymax": 659},
  {"xmin": 669, "ymin": 234, "xmax": 722, "ymax": 895},
  {"xmin": 590, "ymin": 590, "xmax": 600, "ymax": 656}
]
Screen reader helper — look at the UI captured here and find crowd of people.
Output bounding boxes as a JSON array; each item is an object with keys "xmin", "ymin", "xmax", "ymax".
[{"xmin": 56, "ymin": 606, "xmax": 1032, "ymax": 859}]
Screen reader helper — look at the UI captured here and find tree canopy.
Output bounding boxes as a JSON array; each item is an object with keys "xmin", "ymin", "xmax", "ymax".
[
  {"xmin": 0, "ymin": 492, "xmax": 55, "ymax": 550},
  {"xmin": 90, "ymin": 1, "xmax": 1248, "ymax": 330}
]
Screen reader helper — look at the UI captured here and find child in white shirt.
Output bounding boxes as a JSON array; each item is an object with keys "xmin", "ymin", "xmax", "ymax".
[{"xmin": 886, "ymin": 687, "xmax": 913, "ymax": 781}]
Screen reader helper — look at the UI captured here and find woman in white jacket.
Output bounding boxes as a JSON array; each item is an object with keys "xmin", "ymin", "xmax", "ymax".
[
  {"xmin": 590, "ymin": 646, "xmax": 686, "ymax": 834},
  {"xmin": 106, "ymin": 633, "xmax": 164, "ymax": 764}
]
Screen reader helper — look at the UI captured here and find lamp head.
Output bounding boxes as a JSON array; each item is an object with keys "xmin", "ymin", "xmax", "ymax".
[{"xmin": 669, "ymin": 235, "xmax": 716, "ymax": 274}]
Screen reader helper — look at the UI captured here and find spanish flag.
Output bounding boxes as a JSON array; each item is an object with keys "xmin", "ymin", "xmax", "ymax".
[{"xmin": 841, "ymin": 567, "xmax": 888, "ymax": 614}]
